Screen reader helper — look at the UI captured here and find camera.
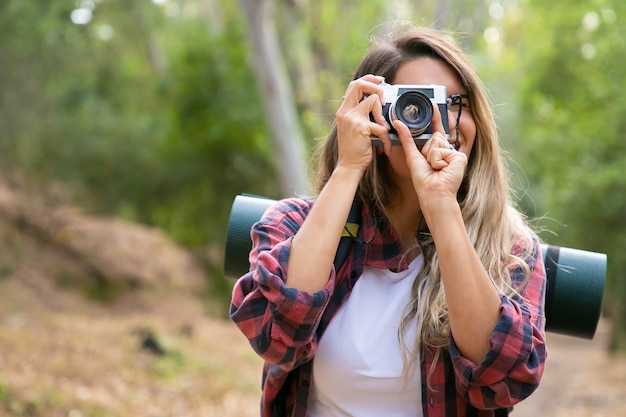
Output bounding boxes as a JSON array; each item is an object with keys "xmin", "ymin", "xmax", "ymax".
[{"xmin": 371, "ymin": 83, "xmax": 450, "ymax": 147}]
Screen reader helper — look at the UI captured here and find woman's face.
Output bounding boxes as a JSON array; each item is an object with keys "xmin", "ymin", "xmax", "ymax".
[{"xmin": 386, "ymin": 57, "xmax": 477, "ymax": 180}]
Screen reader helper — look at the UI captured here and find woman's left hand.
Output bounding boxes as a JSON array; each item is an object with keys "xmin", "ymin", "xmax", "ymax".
[{"xmin": 394, "ymin": 102, "xmax": 467, "ymax": 211}]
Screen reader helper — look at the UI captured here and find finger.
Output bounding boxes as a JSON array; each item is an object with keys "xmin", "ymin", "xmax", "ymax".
[
  {"xmin": 393, "ymin": 120, "xmax": 423, "ymax": 162},
  {"xmin": 336, "ymin": 88, "xmax": 383, "ymax": 131},
  {"xmin": 360, "ymin": 74, "xmax": 386, "ymax": 84},
  {"xmin": 342, "ymin": 75, "xmax": 386, "ymax": 107},
  {"xmin": 365, "ymin": 93, "xmax": 389, "ymax": 129},
  {"xmin": 360, "ymin": 74, "xmax": 386, "ymax": 106},
  {"xmin": 429, "ymin": 101, "xmax": 446, "ymax": 136},
  {"xmin": 343, "ymin": 78, "xmax": 382, "ymax": 105},
  {"xmin": 363, "ymin": 94, "xmax": 392, "ymax": 155},
  {"xmin": 370, "ymin": 123, "xmax": 392, "ymax": 155},
  {"xmin": 427, "ymin": 146, "xmax": 450, "ymax": 170},
  {"xmin": 422, "ymin": 132, "xmax": 452, "ymax": 170},
  {"xmin": 421, "ymin": 131, "xmax": 449, "ymax": 155}
]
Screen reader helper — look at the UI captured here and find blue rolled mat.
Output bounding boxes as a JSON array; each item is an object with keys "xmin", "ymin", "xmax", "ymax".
[{"xmin": 224, "ymin": 194, "xmax": 606, "ymax": 339}]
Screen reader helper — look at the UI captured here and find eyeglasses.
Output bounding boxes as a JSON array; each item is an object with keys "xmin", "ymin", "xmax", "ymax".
[
  {"xmin": 447, "ymin": 94, "xmax": 470, "ymax": 113},
  {"xmin": 446, "ymin": 94, "xmax": 470, "ymax": 149}
]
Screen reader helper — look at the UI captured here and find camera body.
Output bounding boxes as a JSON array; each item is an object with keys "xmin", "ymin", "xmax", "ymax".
[{"xmin": 371, "ymin": 83, "xmax": 450, "ymax": 147}]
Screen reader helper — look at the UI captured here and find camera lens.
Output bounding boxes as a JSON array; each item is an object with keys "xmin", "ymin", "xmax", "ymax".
[
  {"xmin": 389, "ymin": 91, "xmax": 433, "ymax": 137},
  {"xmin": 401, "ymin": 104, "xmax": 422, "ymax": 124}
]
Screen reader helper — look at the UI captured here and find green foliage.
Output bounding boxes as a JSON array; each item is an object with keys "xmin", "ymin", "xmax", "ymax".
[
  {"xmin": 151, "ymin": 24, "xmax": 279, "ymax": 246},
  {"xmin": 0, "ymin": 0, "xmax": 284, "ymax": 311},
  {"xmin": 513, "ymin": 0, "xmax": 626, "ymax": 348},
  {"xmin": 1, "ymin": 1, "xmax": 167, "ymax": 207},
  {"xmin": 0, "ymin": 0, "xmax": 279, "ymax": 252},
  {"xmin": 0, "ymin": 381, "xmax": 67, "ymax": 417},
  {"xmin": 8, "ymin": 0, "xmax": 623, "ymax": 348}
]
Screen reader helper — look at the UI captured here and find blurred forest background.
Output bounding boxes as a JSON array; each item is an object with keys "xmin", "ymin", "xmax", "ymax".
[{"xmin": 0, "ymin": 0, "xmax": 625, "ymax": 415}]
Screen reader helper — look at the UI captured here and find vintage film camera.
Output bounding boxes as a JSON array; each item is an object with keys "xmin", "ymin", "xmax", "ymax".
[{"xmin": 371, "ymin": 83, "xmax": 450, "ymax": 147}]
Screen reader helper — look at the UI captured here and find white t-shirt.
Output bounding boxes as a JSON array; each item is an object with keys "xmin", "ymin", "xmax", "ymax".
[{"xmin": 309, "ymin": 255, "xmax": 425, "ymax": 417}]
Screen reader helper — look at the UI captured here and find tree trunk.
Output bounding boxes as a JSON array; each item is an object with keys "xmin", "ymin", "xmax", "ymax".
[{"xmin": 239, "ymin": 0, "xmax": 310, "ymax": 197}]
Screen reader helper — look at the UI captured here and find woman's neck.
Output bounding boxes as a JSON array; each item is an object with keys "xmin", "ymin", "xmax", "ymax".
[{"xmin": 387, "ymin": 189, "xmax": 423, "ymax": 255}]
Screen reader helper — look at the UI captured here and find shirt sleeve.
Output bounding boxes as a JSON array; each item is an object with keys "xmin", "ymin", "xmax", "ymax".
[
  {"xmin": 230, "ymin": 198, "xmax": 335, "ymax": 371},
  {"xmin": 449, "ymin": 232, "xmax": 548, "ymax": 409}
]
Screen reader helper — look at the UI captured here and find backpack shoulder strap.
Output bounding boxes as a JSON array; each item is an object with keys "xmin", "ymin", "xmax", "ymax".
[{"xmin": 334, "ymin": 197, "xmax": 362, "ymax": 272}]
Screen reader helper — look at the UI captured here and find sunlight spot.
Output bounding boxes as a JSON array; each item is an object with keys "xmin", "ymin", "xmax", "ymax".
[
  {"xmin": 582, "ymin": 11, "xmax": 600, "ymax": 32},
  {"xmin": 601, "ymin": 8, "xmax": 616, "ymax": 24},
  {"xmin": 70, "ymin": 8, "xmax": 92, "ymax": 25},
  {"xmin": 489, "ymin": 2, "xmax": 505, "ymax": 20},
  {"xmin": 97, "ymin": 24, "xmax": 114, "ymax": 41},
  {"xmin": 152, "ymin": 0, "xmax": 168, "ymax": 5},
  {"xmin": 581, "ymin": 43, "xmax": 597, "ymax": 60},
  {"xmin": 483, "ymin": 26, "xmax": 500, "ymax": 44}
]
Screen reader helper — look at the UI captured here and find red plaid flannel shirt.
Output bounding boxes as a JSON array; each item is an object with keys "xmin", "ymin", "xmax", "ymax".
[{"xmin": 230, "ymin": 197, "xmax": 547, "ymax": 417}]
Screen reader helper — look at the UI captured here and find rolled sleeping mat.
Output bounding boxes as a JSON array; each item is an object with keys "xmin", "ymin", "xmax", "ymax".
[
  {"xmin": 542, "ymin": 245, "xmax": 606, "ymax": 339},
  {"xmin": 224, "ymin": 194, "xmax": 277, "ymax": 279},
  {"xmin": 224, "ymin": 194, "xmax": 607, "ymax": 339}
]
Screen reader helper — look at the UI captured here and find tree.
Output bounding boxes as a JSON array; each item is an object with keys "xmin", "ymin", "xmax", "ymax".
[
  {"xmin": 239, "ymin": 0, "xmax": 310, "ymax": 197},
  {"xmin": 0, "ymin": 0, "xmax": 502, "ymax": 303},
  {"xmin": 235, "ymin": 0, "xmax": 497, "ymax": 198},
  {"xmin": 510, "ymin": 0, "xmax": 626, "ymax": 350}
]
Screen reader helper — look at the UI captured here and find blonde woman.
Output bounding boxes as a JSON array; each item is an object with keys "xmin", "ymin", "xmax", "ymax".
[{"xmin": 231, "ymin": 25, "xmax": 547, "ymax": 417}]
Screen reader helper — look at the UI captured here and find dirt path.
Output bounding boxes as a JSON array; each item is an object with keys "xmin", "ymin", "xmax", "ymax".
[
  {"xmin": 513, "ymin": 319, "xmax": 626, "ymax": 416},
  {"xmin": 0, "ymin": 264, "xmax": 263, "ymax": 416},
  {"xmin": 0, "ymin": 209, "xmax": 624, "ymax": 416}
]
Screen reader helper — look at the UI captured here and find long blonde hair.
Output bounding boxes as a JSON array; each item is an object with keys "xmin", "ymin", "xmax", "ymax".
[{"xmin": 313, "ymin": 25, "xmax": 534, "ymax": 378}]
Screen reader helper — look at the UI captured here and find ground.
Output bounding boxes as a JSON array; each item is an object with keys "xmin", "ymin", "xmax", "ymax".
[
  {"xmin": 0, "ymin": 211, "xmax": 624, "ymax": 416},
  {"xmin": 514, "ymin": 320, "xmax": 626, "ymax": 417}
]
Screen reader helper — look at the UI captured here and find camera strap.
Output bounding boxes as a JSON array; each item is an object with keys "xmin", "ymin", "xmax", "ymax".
[{"xmin": 335, "ymin": 197, "xmax": 363, "ymax": 273}]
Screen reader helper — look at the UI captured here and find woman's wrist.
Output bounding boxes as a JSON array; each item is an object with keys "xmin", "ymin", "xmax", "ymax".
[
  {"xmin": 331, "ymin": 163, "xmax": 367, "ymax": 187},
  {"xmin": 419, "ymin": 193, "xmax": 463, "ymax": 232}
]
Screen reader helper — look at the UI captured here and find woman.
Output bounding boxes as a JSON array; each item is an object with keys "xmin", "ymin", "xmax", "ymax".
[{"xmin": 231, "ymin": 25, "xmax": 547, "ymax": 417}]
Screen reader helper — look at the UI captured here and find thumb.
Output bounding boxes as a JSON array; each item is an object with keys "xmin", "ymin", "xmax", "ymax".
[{"xmin": 393, "ymin": 120, "xmax": 428, "ymax": 170}]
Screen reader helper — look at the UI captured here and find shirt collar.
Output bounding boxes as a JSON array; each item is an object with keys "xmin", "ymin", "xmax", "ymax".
[{"xmin": 360, "ymin": 203, "xmax": 410, "ymax": 271}]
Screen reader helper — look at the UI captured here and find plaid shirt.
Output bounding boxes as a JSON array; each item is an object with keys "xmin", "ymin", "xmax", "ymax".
[{"xmin": 230, "ymin": 197, "xmax": 547, "ymax": 417}]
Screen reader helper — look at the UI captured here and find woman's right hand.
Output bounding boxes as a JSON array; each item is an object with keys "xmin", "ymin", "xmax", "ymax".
[
  {"xmin": 284, "ymin": 76, "xmax": 390, "ymax": 293},
  {"xmin": 335, "ymin": 75, "xmax": 392, "ymax": 172}
]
